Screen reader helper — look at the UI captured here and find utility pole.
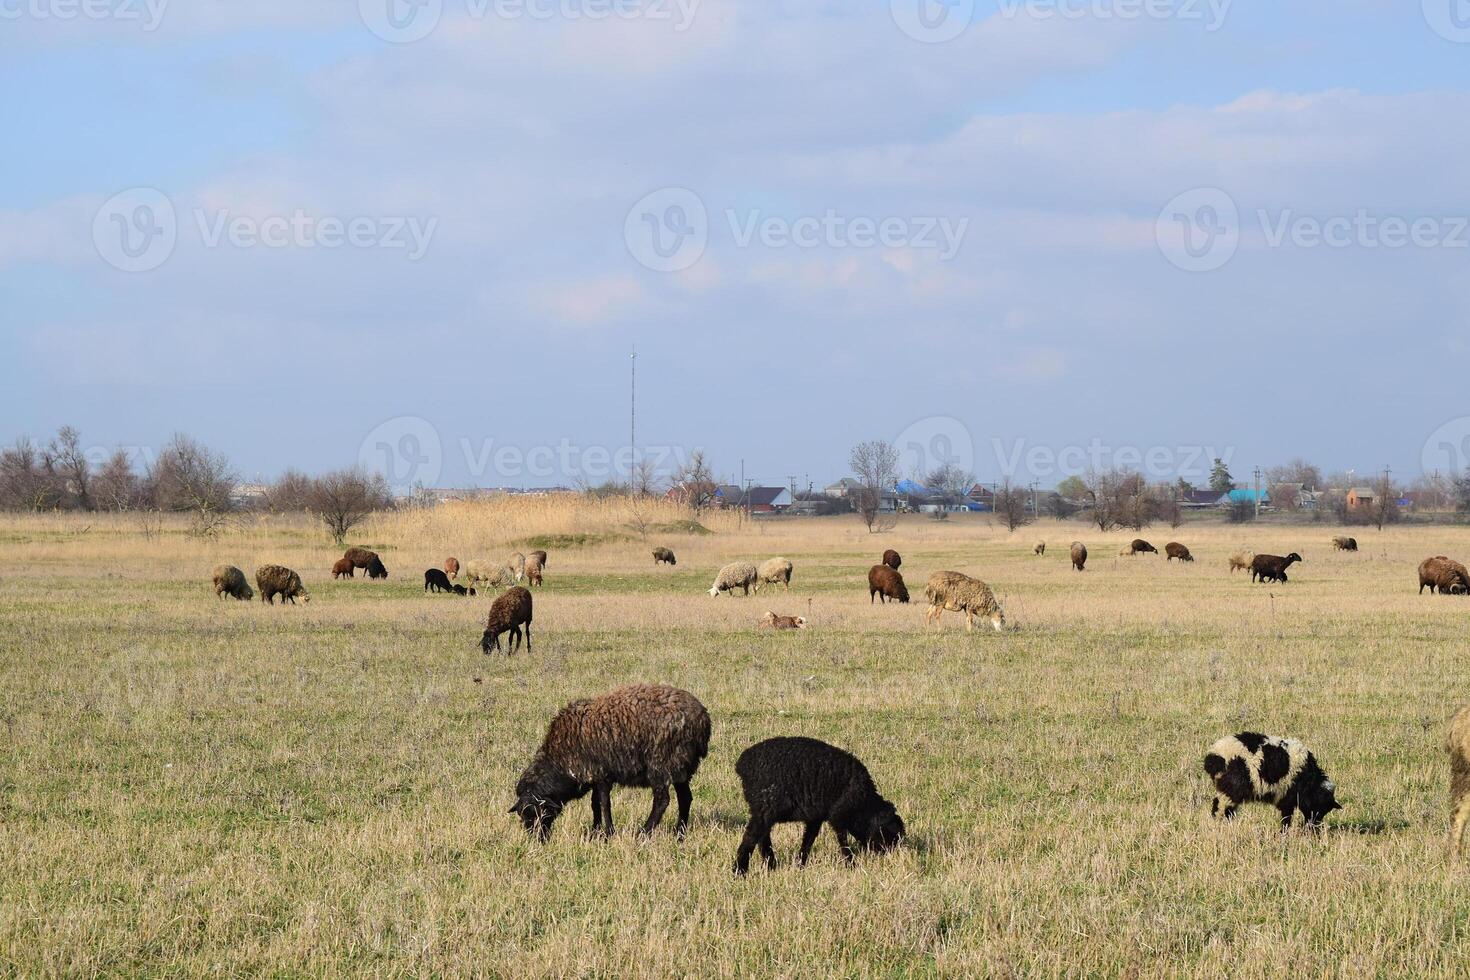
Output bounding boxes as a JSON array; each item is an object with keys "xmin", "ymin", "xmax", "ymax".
[
  {"xmin": 1253, "ymin": 466, "xmax": 1262, "ymax": 519},
  {"xmin": 628, "ymin": 346, "xmax": 637, "ymax": 489},
  {"xmin": 1030, "ymin": 480, "xmax": 1039, "ymax": 517}
]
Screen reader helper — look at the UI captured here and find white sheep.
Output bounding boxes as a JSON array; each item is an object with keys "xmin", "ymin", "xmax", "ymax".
[
  {"xmin": 708, "ymin": 561, "xmax": 758, "ymax": 597},
  {"xmin": 464, "ymin": 559, "xmax": 518, "ymax": 591},
  {"xmin": 754, "ymin": 557, "xmax": 793, "ymax": 593}
]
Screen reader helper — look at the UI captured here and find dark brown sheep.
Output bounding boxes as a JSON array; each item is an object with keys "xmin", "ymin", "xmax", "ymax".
[
  {"xmin": 652, "ymin": 547, "xmax": 677, "ymax": 566},
  {"xmin": 528, "ymin": 549, "xmax": 548, "ymax": 568},
  {"xmin": 1164, "ymin": 542, "xmax": 1194, "ymax": 562},
  {"xmin": 1124, "ymin": 538, "xmax": 1158, "ymax": 556},
  {"xmin": 342, "ymin": 547, "xmax": 378, "ymax": 568},
  {"xmin": 1420, "ymin": 556, "xmax": 1470, "ymax": 595},
  {"xmin": 525, "ymin": 554, "xmax": 544, "ymax": 587},
  {"xmin": 481, "ymin": 585, "xmax": 533, "ymax": 654},
  {"xmin": 331, "ymin": 558, "xmax": 355, "ymax": 579},
  {"xmin": 511, "ymin": 683, "xmax": 711, "ymax": 840},
  {"xmin": 1250, "ymin": 552, "xmax": 1303, "ymax": 584},
  {"xmin": 211, "ymin": 564, "xmax": 253, "ymax": 601},
  {"xmin": 444, "ymin": 556, "xmax": 460, "ymax": 580},
  {"xmin": 1070, "ymin": 541, "xmax": 1087, "ymax": 571},
  {"xmin": 881, "ymin": 549, "xmax": 901, "ymax": 570},
  {"xmin": 867, "ymin": 564, "xmax": 910, "ymax": 604},
  {"xmin": 1331, "ymin": 536, "xmax": 1358, "ymax": 552},
  {"xmin": 256, "ymin": 564, "xmax": 310, "ymax": 605}
]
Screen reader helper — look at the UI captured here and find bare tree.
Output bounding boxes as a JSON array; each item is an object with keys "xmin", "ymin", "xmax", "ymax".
[
  {"xmin": 309, "ymin": 467, "xmax": 393, "ymax": 545},
  {"xmin": 1085, "ymin": 468, "xmax": 1121, "ymax": 532},
  {"xmin": 994, "ymin": 480, "xmax": 1034, "ymax": 533},
  {"xmin": 266, "ymin": 469, "xmax": 315, "ymax": 512},
  {"xmin": 1044, "ymin": 492, "xmax": 1078, "ymax": 521},
  {"xmin": 0, "ymin": 437, "xmax": 63, "ymax": 511},
  {"xmin": 630, "ymin": 457, "xmax": 661, "ymax": 498},
  {"xmin": 93, "ymin": 450, "xmax": 141, "ymax": 511},
  {"xmin": 148, "ymin": 434, "xmax": 237, "ymax": 535},
  {"xmin": 850, "ymin": 440, "xmax": 900, "ymax": 533},
  {"xmin": 1154, "ymin": 483, "xmax": 1183, "ymax": 530},
  {"xmin": 47, "ymin": 425, "xmax": 91, "ymax": 510},
  {"xmin": 1368, "ymin": 472, "xmax": 1401, "ymax": 531},
  {"xmin": 671, "ymin": 450, "xmax": 718, "ymax": 517},
  {"xmin": 925, "ymin": 461, "xmax": 975, "ymax": 506}
]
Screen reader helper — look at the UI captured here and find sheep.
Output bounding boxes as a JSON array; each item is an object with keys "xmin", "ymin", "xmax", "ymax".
[
  {"xmin": 923, "ymin": 571, "xmax": 1006, "ymax": 633},
  {"xmin": 1331, "ymin": 536, "xmax": 1358, "ymax": 552},
  {"xmin": 211, "ymin": 564, "xmax": 254, "ymax": 601},
  {"xmin": 524, "ymin": 553, "xmax": 544, "ymax": 587},
  {"xmin": 1033, "ymin": 541, "xmax": 1046, "ymax": 556},
  {"xmin": 481, "ymin": 585, "xmax": 533, "ymax": 654},
  {"xmin": 882, "ymin": 549, "xmax": 902, "ymax": 570},
  {"xmin": 1164, "ymin": 542, "xmax": 1194, "ymax": 563},
  {"xmin": 450, "ymin": 584, "xmax": 475, "ymax": 597},
  {"xmin": 331, "ymin": 558, "xmax": 355, "ymax": 579},
  {"xmin": 754, "ymin": 557, "xmax": 793, "ymax": 593},
  {"xmin": 1419, "ymin": 556, "xmax": 1470, "ymax": 595},
  {"xmin": 868, "ymin": 564, "xmax": 910, "ymax": 604},
  {"xmin": 1250, "ymin": 552, "xmax": 1303, "ymax": 584},
  {"xmin": 464, "ymin": 559, "xmax": 517, "ymax": 591},
  {"xmin": 510, "ymin": 683, "xmax": 710, "ymax": 841},
  {"xmin": 424, "ymin": 567, "xmax": 454, "ymax": 593},
  {"xmin": 528, "ymin": 549, "xmax": 548, "ymax": 568},
  {"xmin": 759, "ymin": 611, "xmax": 807, "ymax": 630},
  {"xmin": 444, "ymin": 556, "xmax": 460, "ymax": 580},
  {"xmin": 1203, "ymin": 732, "xmax": 1340, "ymax": 829},
  {"xmin": 652, "ymin": 547, "xmax": 677, "ymax": 566},
  {"xmin": 364, "ymin": 556, "xmax": 388, "ymax": 580},
  {"xmin": 1070, "ymin": 541, "xmax": 1087, "ymax": 571},
  {"xmin": 1228, "ymin": 550, "xmax": 1254, "ymax": 574},
  {"xmin": 708, "ymin": 561, "xmax": 758, "ymax": 597},
  {"xmin": 1446, "ymin": 705, "xmax": 1470, "ymax": 856},
  {"xmin": 508, "ymin": 552, "xmax": 526, "ymax": 582},
  {"xmin": 733, "ymin": 736, "xmax": 904, "ymax": 875},
  {"xmin": 256, "ymin": 564, "xmax": 309, "ymax": 605},
  {"xmin": 1120, "ymin": 538, "xmax": 1158, "ymax": 557},
  {"xmin": 342, "ymin": 547, "xmax": 379, "ymax": 569}
]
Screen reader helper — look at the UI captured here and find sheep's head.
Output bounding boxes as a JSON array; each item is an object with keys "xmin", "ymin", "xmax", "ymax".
[
  {"xmin": 1286, "ymin": 552, "xmax": 1304, "ymax": 563},
  {"xmin": 1300, "ymin": 778, "xmax": 1341, "ymax": 828},
  {"xmin": 708, "ymin": 585, "xmax": 722, "ymax": 598},
  {"xmin": 509, "ymin": 793, "xmax": 564, "ymax": 841},
  {"xmin": 480, "ymin": 628, "xmax": 502, "ymax": 654},
  {"xmin": 793, "ymin": 616, "xmax": 808, "ymax": 629},
  {"xmin": 989, "ymin": 605, "xmax": 1007, "ymax": 632},
  {"xmin": 859, "ymin": 800, "xmax": 905, "ymax": 853}
]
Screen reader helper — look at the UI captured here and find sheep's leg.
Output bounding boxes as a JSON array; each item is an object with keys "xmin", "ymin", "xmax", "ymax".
[
  {"xmin": 734, "ymin": 819, "xmax": 772, "ymax": 875},
  {"xmin": 1277, "ymin": 802, "xmax": 1295, "ymax": 829},
  {"xmin": 524, "ymin": 622, "xmax": 532, "ymax": 652},
  {"xmin": 673, "ymin": 782, "xmax": 692, "ymax": 837},
  {"xmin": 597, "ymin": 782, "xmax": 615, "ymax": 837},
  {"xmin": 590, "ymin": 785, "xmax": 604, "ymax": 834},
  {"xmin": 757, "ymin": 831, "xmax": 777, "ymax": 869},
  {"xmin": 833, "ymin": 828, "xmax": 857, "ymax": 864},
  {"xmin": 796, "ymin": 821, "xmax": 822, "ymax": 866},
  {"xmin": 1451, "ymin": 789, "xmax": 1470, "ymax": 857},
  {"xmin": 964, "ymin": 609, "xmax": 975, "ymax": 633},
  {"xmin": 642, "ymin": 784, "xmax": 670, "ymax": 835}
]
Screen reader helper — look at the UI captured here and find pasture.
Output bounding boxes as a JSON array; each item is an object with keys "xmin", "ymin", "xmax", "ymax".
[{"xmin": 3, "ymin": 502, "xmax": 1470, "ymax": 977}]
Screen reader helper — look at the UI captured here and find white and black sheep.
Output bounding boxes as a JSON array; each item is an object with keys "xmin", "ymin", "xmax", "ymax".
[{"xmin": 1203, "ymin": 732, "xmax": 1340, "ymax": 829}]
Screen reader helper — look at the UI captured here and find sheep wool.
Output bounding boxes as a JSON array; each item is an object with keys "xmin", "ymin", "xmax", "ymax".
[
  {"xmin": 709, "ymin": 561, "xmax": 758, "ymax": 597},
  {"xmin": 923, "ymin": 571, "xmax": 1006, "ymax": 633}
]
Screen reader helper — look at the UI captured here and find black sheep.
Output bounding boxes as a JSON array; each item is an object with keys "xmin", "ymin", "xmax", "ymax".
[
  {"xmin": 450, "ymin": 584, "xmax": 475, "ymax": 597},
  {"xmin": 1250, "ymin": 552, "xmax": 1302, "ymax": 583},
  {"xmin": 365, "ymin": 556, "xmax": 389, "ymax": 580},
  {"xmin": 733, "ymin": 736, "xmax": 904, "ymax": 874},
  {"xmin": 425, "ymin": 568, "xmax": 453, "ymax": 593}
]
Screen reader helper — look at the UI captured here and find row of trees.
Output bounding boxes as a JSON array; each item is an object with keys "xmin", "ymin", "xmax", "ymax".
[{"xmin": 0, "ymin": 426, "xmax": 392, "ymax": 543}]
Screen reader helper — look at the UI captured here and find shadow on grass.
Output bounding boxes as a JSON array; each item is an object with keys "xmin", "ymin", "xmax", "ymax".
[{"xmin": 1332, "ymin": 817, "xmax": 1412, "ymax": 835}]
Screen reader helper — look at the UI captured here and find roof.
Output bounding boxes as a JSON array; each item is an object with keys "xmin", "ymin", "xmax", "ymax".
[
  {"xmin": 1184, "ymin": 489, "xmax": 1221, "ymax": 505},
  {"xmin": 717, "ymin": 485, "xmax": 791, "ymax": 507},
  {"xmin": 1349, "ymin": 487, "xmax": 1376, "ymax": 496},
  {"xmin": 895, "ymin": 479, "xmax": 929, "ymax": 495},
  {"xmin": 1225, "ymin": 488, "xmax": 1269, "ymax": 504}
]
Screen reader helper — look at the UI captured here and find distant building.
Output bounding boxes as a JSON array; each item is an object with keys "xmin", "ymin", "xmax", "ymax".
[
  {"xmin": 1181, "ymin": 489, "xmax": 1224, "ymax": 509},
  {"xmin": 823, "ymin": 477, "xmax": 863, "ymax": 498},
  {"xmin": 714, "ymin": 485, "xmax": 792, "ymax": 513},
  {"xmin": 1346, "ymin": 487, "xmax": 1376, "ymax": 511},
  {"xmin": 1221, "ymin": 488, "xmax": 1269, "ymax": 507}
]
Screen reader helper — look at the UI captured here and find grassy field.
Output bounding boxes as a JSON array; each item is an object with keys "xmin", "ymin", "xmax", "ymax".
[{"xmin": 4, "ymin": 502, "xmax": 1470, "ymax": 977}]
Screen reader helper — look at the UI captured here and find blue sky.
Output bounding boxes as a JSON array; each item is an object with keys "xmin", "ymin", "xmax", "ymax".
[{"xmin": 5, "ymin": 0, "xmax": 1470, "ymax": 492}]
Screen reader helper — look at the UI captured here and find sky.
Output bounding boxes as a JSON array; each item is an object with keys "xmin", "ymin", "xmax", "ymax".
[{"xmin": 4, "ymin": 0, "xmax": 1470, "ymax": 493}]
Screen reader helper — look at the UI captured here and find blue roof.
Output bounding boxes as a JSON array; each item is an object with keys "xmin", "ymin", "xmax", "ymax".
[
  {"xmin": 1225, "ymin": 488, "xmax": 1269, "ymax": 503},
  {"xmin": 895, "ymin": 479, "xmax": 929, "ymax": 494}
]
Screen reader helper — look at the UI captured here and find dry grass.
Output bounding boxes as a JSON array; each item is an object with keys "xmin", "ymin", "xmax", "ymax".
[{"xmin": 4, "ymin": 508, "xmax": 1470, "ymax": 976}]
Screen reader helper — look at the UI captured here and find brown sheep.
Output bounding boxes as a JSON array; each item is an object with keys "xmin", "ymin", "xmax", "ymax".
[
  {"xmin": 1164, "ymin": 542, "xmax": 1194, "ymax": 563},
  {"xmin": 755, "ymin": 557, "xmax": 793, "ymax": 593},
  {"xmin": 211, "ymin": 564, "xmax": 254, "ymax": 601},
  {"xmin": 342, "ymin": 547, "xmax": 378, "ymax": 569},
  {"xmin": 256, "ymin": 564, "xmax": 309, "ymax": 605},
  {"xmin": 652, "ymin": 547, "xmax": 677, "ymax": 566},
  {"xmin": 1033, "ymin": 541, "xmax": 1046, "ymax": 556},
  {"xmin": 1121, "ymin": 538, "xmax": 1158, "ymax": 556},
  {"xmin": 1250, "ymin": 553, "xmax": 1302, "ymax": 584},
  {"xmin": 1331, "ymin": 536, "xmax": 1358, "ymax": 552},
  {"xmin": 511, "ymin": 684, "xmax": 710, "ymax": 840},
  {"xmin": 331, "ymin": 558, "xmax": 355, "ymax": 579},
  {"xmin": 481, "ymin": 586, "xmax": 533, "ymax": 654},
  {"xmin": 758, "ymin": 611, "xmax": 807, "ymax": 630},
  {"xmin": 881, "ymin": 549, "xmax": 901, "ymax": 570},
  {"xmin": 528, "ymin": 549, "xmax": 548, "ymax": 568},
  {"xmin": 524, "ymin": 553, "xmax": 544, "ymax": 587},
  {"xmin": 1419, "ymin": 556, "xmax": 1470, "ymax": 595},
  {"xmin": 1070, "ymin": 541, "xmax": 1087, "ymax": 571},
  {"xmin": 868, "ymin": 564, "xmax": 910, "ymax": 604},
  {"xmin": 1228, "ymin": 550, "xmax": 1253, "ymax": 574},
  {"xmin": 444, "ymin": 556, "xmax": 460, "ymax": 580},
  {"xmin": 1447, "ymin": 704, "xmax": 1470, "ymax": 856},
  {"xmin": 924, "ymin": 571, "xmax": 1005, "ymax": 633}
]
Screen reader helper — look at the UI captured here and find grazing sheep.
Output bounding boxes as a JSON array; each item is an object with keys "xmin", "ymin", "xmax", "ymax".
[
  {"xmin": 511, "ymin": 683, "xmax": 710, "ymax": 841},
  {"xmin": 1070, "ymin": 541, "xmax": 1087, "ymax": 572},
  {"xmin": 528, "ymin": 549, "xmax": 548, "ymax": 568},
  {"xmin": 1033, "ymin": 541, "xmax": 1046, "ymax": 556},
  {"xmin": 364, "ymin": 556, "xmax": 388, "ymax": 580},
  {"xmin": 708, "ymin": 561, "xmax": 758, "ymax": 597},
  {"xmin": 481, "ymin": 586, "xmax": 533, "ymax": 654},
  {"xmin": 1228, "ymin": 550, "xmax": 1254, "ymax": 574},
  {"xmin": 1203, "ymin": 732, "xmax": 1340, "ymax": 829},
  {"xmin": 868, "ymin": 564, "xmax": 910, "ymax": 604},
  {"xmin": 1120, "ymin": 538, "xmax": 1158, "ymax": 557},
  {"xmin": 1250, "ymin": 552, "xmax": 1303, "ymax": 584},
  {"xmin": 331, "ymin": 558, "xmax": 355, "ymax": 579},
  {"xmin": 1331, "ymin": 536, "xmax": 1359, "ymax": 552},
  {"xmin": 653, "ymin": 547, "xmax": 677, "ymax": 566},
  {"xmin": 444, "ymin": 556, "xmax": 460, "ymax": 580},
  {"xmin": 508, "ymin": 552, "xmax": 526, "ymax": 582},
  {"xmin": 425, "ymin": 567, "xmax": 455, "ymax": 593},
  {"xmin": 923, "ymin": 571, "xmax": 1006, "ymax": 633},
  {"xmin": 733, "ymin": 736, "xmax": 904, "ymax": 875},
  {"xmin": 342, "ymin": 547, "xmax": 379, "ymax": 569},
  {"xmin": 881, "ymin": 549, "xmax": 902, "ymax": 570},
  {"xmin": 1419, "ymin": 556, "xmax": 1470, "ymax": 595},
  {"xmin": 211, "ymin": 564, "xmax": 254, "ymax": 601},
  {"xmin": 759, "ymin": 611, "xmax": 807, "ymax": 630},
  {"xmin": 451, "ymin": 584, "xmax": 476, "ymax": 597},
  {"xmin": 256, "ymin": 564, "xmax": 309, "ymax": 605},
  {"xmin": 464, "ymin": 559, "xmax": 517, "ymax": 591},
  {"xmin": 1446, "ymin": 705, "xmax": 1470, "ymax": 856},
  {"xmin": 1164, "ymin": 542, "xmax": 1194, "ymax": 563},
  {"xmin": 755, "ymin": 557, "xmax": 793, "ymax": 593},
  {"xmin": 524, "ymin": 554, "xmax": 544, "ymax": 587}
]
